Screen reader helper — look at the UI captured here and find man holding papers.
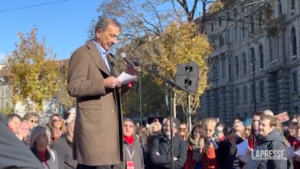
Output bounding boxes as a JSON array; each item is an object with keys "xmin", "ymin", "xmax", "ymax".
[{"xmin": 68, "ymin": 17, "xmax": 138, "ymax": 169}]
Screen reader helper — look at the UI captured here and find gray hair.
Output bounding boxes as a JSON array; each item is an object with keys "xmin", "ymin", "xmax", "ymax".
[
  {"xmin": 29, "ymin": 125, "xmax": 51, "ymax": 148},
  {"xmin": 263, "ymin": 109, "xmax": 274, "ymax": 116},
  {"xmin": 164, "ymin": 117, "xmax": 180, "ymax": 129},
  {"xmin": 94, "ymin": 17, "xmax": 121, "ymax": 35}
]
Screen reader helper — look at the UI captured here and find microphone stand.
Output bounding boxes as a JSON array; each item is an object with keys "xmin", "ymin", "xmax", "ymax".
[{"xmin": 138, "ymin": 65, "xmax": 193, "ymax": 169}]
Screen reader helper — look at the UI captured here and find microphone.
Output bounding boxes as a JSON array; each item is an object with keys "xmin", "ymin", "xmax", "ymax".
[{"xmin": 119, "ymin": 53, "xmax": 136, "ymax": 68}]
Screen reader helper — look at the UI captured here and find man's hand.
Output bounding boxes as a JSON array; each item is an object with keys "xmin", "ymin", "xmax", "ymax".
[
  {"xmin": 156, "ymin": 152, "xmax": 160, "ymax": 155},
  {"xmin": 104, "ymin": 77, "xmax": 122, "ymax": 88},
  {"xmin": 246, "ymin": 148, "xmax": 253, "ymax": 155},
  {"xmin": 174, "ymin": 157, "xmax": 178, "ymax": 161}
]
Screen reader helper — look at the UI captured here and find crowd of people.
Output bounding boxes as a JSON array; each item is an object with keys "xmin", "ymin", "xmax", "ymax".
[{"xmin": 1, "ymin": 108, "xmax": 300, "ymax": 169}]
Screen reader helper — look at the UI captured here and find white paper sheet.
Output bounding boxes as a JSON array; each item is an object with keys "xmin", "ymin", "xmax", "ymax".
[
  {"xmin": 118, "ymin": 72, "xmax": 137, "ymax": 84},
  {"xmin": 239, "ymin": 154, "xmax": 251, "ymax": 163},
  {"xmin": 237, "ymin": 139, "xmax": 249, "ymax": 156},
  {"xmin": 287, "ymin": 146, "xmax": 295, "ymax": 157},
  {"xmin": 295, "ymin": 148, "xmax": 300, "ymax": 156}
]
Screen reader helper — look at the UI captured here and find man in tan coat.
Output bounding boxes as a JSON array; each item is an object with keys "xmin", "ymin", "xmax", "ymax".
[{"xmin": 68, "ymin": 18, "xmax": 138, "ymax": 169}]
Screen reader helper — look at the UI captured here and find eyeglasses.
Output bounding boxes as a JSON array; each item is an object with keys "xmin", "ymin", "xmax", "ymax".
[
  {"xmin": 245, "ymin": 128, "xmax": 251, "ymax": 131},
  {"xmin": 179, "ymin": 128, "xmax": 186, "ymax": 131},
  {"xmin": 52, "ymin": 119, "xmax": 61, "ymax": 122},
  {"xmin": 30, "ymin": 120, "xmax": 38, "ymax": 124}
]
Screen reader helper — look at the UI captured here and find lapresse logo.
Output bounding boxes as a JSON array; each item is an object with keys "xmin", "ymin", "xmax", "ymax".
[{"xmin": 251, "ymin": 149, "xmax": 287, "ymax": 160}]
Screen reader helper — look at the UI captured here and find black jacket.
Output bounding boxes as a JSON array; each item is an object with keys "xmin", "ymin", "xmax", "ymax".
[{"xmin": 150, "ymin": 135, "xmax": 188, "ymax": 169}]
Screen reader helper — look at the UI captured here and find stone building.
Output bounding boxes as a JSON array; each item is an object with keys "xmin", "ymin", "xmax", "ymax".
[{"xmin": 198, "ymin": 0, "xmax": 300, "ymax": 124}]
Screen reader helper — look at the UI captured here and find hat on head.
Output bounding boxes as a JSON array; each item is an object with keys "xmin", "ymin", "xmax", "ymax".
[{"xmin": 243, "ymin": 118, "xmax": 252, "ymax": 127}]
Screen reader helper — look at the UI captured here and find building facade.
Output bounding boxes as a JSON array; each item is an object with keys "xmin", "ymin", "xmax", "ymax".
[{"xmin": 198, "ymin": 0, "xmax": 300, "ymax": 124}]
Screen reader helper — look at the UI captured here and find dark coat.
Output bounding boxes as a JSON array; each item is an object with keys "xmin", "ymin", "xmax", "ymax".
[
  {"xmin": 0, "ymin": 117, "xmax": 44, "ymax": 169},
  {"xmin": 52, "ymin": 134, "xmax": 77, "ymax": 169},
  {"xmin": 67, "ymin": 40, "xmax": 130, "ymax": 165},
  {"xmin": 31, "ymin": 147, "xmax": 59, "ymax": 169},
  {"xmin": 150, "ymin": 135, "xmax": 188, "ymax": 169}
]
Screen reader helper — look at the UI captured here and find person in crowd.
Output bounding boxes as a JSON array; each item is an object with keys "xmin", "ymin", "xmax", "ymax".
[
  {"xmin": 30, "ymin": 125, "xmax": 59, "ymax": 169},
  {"xmin": 52, "ymin": 119, "xmax": 77, "ymax": 169},
  {"xmin": 215, "ymin": 122, "xmax": 225, "ymax": 141},
  {"xmin": 23, "ymin": 112, "xmax": 40, "ymax": 130},
  {"xmin": 293, "ymin": 123, "xmax": 300, "ymax": 168},
  {"xmin": 287, "ymin": 122, "xmax": 298, "ymax": 147},
  {"xmin": 150, "ymin": 117, "xmax": 188, "ymax": 169},
  {"xmin": 48, "ymin": 113, "xmax": 66, "ymax": 143},
  {"xmin": 185, "ymin": 125, "xmax": 205, "ymax": 169},
  {"xmin": 64, "ymin": 108, "xmax": 76, "ymax": 126},
  {"xmin": 68, "ymin": 17, "xmax": 138, "ymax": 169},
  {"xmin": 217, "ymin": 121, "xmax": 244, "ymax": 169},
  {"xmin": 202, "ymin": 118, "xmax": 218, "ymax": 169},
  {"xmin": 291, "ymin": 115, "xmax": 299, "ymax": 123},
  {"xmin": 149, "ymin": 121, "xmax": 162, "ymax": 136},
  {"xmin": 114, "ymin": 118, "xmax": 144, "ymax": 169},
  {"xmin": 245, "ymin": 115, "xmax": 291, "ymax": 169},
  {"xmin": 17, "ymin": 121, "xmax": 31, "ymax": 145},
  {"xmin": 243, "ymin": 118, "xmax": 252, "ymax": 138},
  {"xmin": 179, "ymin": 122, "xmax": 188, "ymax": 141},
  {"xmin": 0, "ymin": 114, "xmax": 44, "ymax": 169},
  {"xmin": 6, "ymin": 113, "xmax": 22, "ymax": 133},
  {"xmin": 263, "ymin": 109, "xmax": 274, "ymax": 116}
]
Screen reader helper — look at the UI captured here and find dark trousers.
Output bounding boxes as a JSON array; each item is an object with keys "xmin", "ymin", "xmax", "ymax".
[{"xmin": 76, "ymin": 164, "xmax": 114, "ymax": 169}]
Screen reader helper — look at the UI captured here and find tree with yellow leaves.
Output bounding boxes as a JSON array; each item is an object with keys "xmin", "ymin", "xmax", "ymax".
[
  {"xmin": 7, "ymin": 28, "xmax": 62, "ymax": 112},
  {"xmin": 140, "ymin": 22, "xmax": 212, "ymax": 116}
]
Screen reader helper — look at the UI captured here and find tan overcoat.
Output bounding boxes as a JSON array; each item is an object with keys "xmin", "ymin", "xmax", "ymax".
[{"xmin": 67, "ymin": 40, "xmax": 130, "ymax": 166}]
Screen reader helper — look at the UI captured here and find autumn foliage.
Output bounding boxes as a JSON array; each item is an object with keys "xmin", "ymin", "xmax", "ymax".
[{"xmin": 7, "ymin": 28, "xmax": 63, "ymax": 111}]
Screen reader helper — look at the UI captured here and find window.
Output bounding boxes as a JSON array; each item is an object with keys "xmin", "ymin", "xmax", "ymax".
[
  {"xmin": 227, "ymin": 12, "xmax": 230, "ymax": 21},
  {"xmin": 292, "ymin": 71, "xmax": 298, "ymax": 92},
  {"xmin": 243, "ymin": 86, "xmax": 248, "ymax": 101},
  {"xmin": 219, "ymin": 17, "xmax": 222, "ymax": 26},
  {"xmin": 259, "ymin": 81, "xmax": 265, "ymax": 99},
  {"xmin": 241, "ymin": 3, "xmax": 245, "ymax": 13},
  {"xmin": 251, "ymin": 84, "xmax": 256, "ymax": 101},
  {"xmin": 228, "ymin": 58, "xmax": 232, "ymax": 82},
  {"xmin": 219, "ymin": 34, "xmax": 224, "ymax": 47},
  {"xmin": 236, "ymin": 88, "xmax": 240, "ymax": 103},
  {"xmin": 250, "ymin": 48, "xmax": 255, "ymax": 72},
  {"xmin": 259, "ymin": 45, "xmax": 264, "ymax": 68},
  {"xmin": 278, "ymin": 0, "xmax": 282, "ymax": 14},
  {"xmin": 235, "ymin": 56, "xmax": 239, "ymax": 77},
  {"xmin": 291, "ymin": 27, "xmax": 297, "ymax": 56},
  {"xmin": 221, "ymin": 54, "xmax": 226, "ymax": 78},
  {"xmin": 233, "ymin": 8, "xmax": 237, "ymax": 17},
  {"xmin": 242, "ymin": 22, "xmax": 245, "ymax": 39},
  {"xmin": 250, "ymin": 16, "xmax": 254, "ymax": 34},
  {"xmin": 235, "ymin": 26, "xmax": 238, "ymax": 43},
  {"xmin": 292, "ymin": 0, "xmax": 295, "ymax": 10},
  {"xmin": 227, "ymin": 30, "xmax": 231, "ymax": 44},
  {"xmin": 242, "ymin": 53, "xmax": 247, "ymax": 74},
  {"xmin": 258, "ymin": 14, "xmax": 262, "ymax": 32},
  {"xmin": 211, "ymin": 22, "xmax": 214, "ymax": 31}
]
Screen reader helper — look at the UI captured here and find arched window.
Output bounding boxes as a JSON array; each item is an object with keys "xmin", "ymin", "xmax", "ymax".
[
  {"xmin": 291, "ymin": 27, "xmax": 297, "ymax": 56},
  {"xmin": 259, "ymin": 45, "xmax": 264, "ymax": 68},
  {"xmin": 250, "ymin": 48, "xmax": 255, "ymax": 72},
  {"xmin": 235, "ymin": 56, "xmax": 239, "ymax": 76},
  {"xmin": 242, "ymin": 53, "xmax": 247, "ymax": 74}
]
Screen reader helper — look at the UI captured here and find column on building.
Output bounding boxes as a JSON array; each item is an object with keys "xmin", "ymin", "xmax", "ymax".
[
  {"xmin": 266, "ymin": 73, "xmax": 277, "ymax": 111},
  {"xmin": 200, "ymin": 91, "xmax": 210, "ymax": 119},
  {"xmin": 225, "ymin": 85, "xmax": 233, "ymax": 124},
  {"xmin": 219, "ymin": 87, "xmax": 226, "ymax": 122},
  {"xmin": 210, "ymin": 89, "xmax": 217, "ymax": 118},
  {"xmin": 278, "ymin": 69, "xmax": 290, "ymax": 113}
]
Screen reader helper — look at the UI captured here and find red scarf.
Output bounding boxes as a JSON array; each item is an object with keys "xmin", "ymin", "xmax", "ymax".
[
  {"xmin": 38, "ymin": 150, "xmax": 47, "ymax": 164},
  {"xmin": 124, "ymin": 135, "xmax": 134, "ymax": 144}
]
